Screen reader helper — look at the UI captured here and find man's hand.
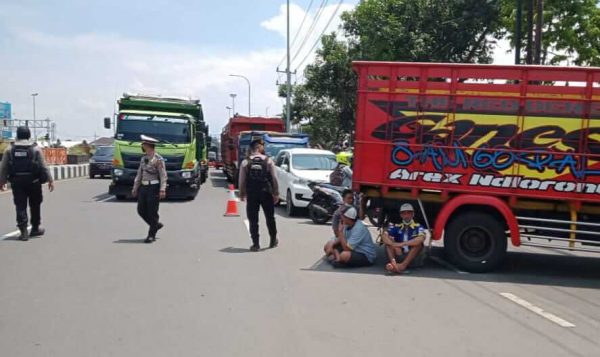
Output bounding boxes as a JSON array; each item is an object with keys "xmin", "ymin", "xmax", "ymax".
[
  {"xmin": 0, "ymin": 182, "xmax": 7, "ymax": 192},
  {"xmin": 273, "ymin": 194, "xmax": 279, "ymax": 204},
  {"xmin": 48, "ymin": 181, "xmax": 55, "ymax": 192},
  {"xmin": 131, "ymin": 188, "xmax": 138, "ymax": 198},
  {"xmin": 159, "ymin": 190, "xmax": 166, "ymax": 200}
]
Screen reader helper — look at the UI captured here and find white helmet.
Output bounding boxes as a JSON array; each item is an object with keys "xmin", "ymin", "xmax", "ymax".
[{"xmin": 400, "ymin": 203, "xmax": 414, "ymax": 212}]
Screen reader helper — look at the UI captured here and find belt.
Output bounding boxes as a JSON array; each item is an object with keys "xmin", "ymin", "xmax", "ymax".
[{"xmin": 141, "ymin": 180, "xmax": 160, "ymax": 185}]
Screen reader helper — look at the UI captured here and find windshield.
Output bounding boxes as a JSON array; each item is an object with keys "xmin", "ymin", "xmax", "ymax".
[
  {"xmin": 94, "ymin": 146, "xmax": 114, "ymax": 156},
  {"xmin": 292, "ymin": 154, "xmax": 337, "ymax": 170},
  {"xmin": 265, "ymin": 143, "xmax": 307, "ymax": 157},
  {"xmin": 115, "ymin": 115, "xmax": 191, "ymax": 144}
]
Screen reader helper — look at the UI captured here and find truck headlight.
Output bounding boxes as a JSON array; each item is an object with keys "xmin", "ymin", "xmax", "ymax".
[
  {"xmin": 113, "ymin": 169, "xmax": 124, "ymax": 177},
  {"xmin": 181, "ymin": 171, "xmax": 192, "ymax": 179}
]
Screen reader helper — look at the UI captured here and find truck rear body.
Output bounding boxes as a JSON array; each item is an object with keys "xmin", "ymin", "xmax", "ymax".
[
  {"xmin": 220, "ymin": 116, "xmax": 285, "ymax": 183},
  {"xmin": 353, "ymin": 61, "xmax": 600, "ymax": 271}
]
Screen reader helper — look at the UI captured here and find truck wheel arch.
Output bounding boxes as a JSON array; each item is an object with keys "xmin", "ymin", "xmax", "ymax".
[{"xmin": 433, "ymin": 194, "xmax": 521, "ymax": 247}]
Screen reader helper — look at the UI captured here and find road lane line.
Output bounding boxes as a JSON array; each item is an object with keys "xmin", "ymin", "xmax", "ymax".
[
  {"xmin": 244, "ymin": 219, "xmax": 250, "ymax": 236},
  {"xmin": 429, "ymin": 255, "xmax": 469, "ymax": 275},
  {"xmin": 500, "ymin": 292, "xmax": 576, "ymax": 328},
  {"xmin": 2, "ymin": 226, "xmax": 32, "ymax": 240},
  {"xmin": 97, "ymin": 196, "xmax": 114, "ymax": 203}
]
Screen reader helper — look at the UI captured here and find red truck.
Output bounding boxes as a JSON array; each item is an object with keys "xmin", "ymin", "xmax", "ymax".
[
  {"xmin": 220, "ymin": 116, "xmax": 285, "ymax": 184},
  {"xmin": 353, "ymin": 61, "xmax": 600, "ymax": 272}
]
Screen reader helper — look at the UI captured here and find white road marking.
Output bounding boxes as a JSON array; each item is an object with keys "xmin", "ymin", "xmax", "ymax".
[
  {"xmin": 97, "ymin": 196, "xmax": 115, "ymax": 203},
  {"xmin": 500, "ymin": 292, "xmax": 576, "ymax": 328},
  {"xmin": 2, "ymin": 226, "xmax": 32, "ymax": 240},
  {"xmin": 244, "ymin": 219, "xmax": 250, "ymax": 236},
  {"xmin": 429, "ymin": 255, "xmax": 469, "ymax": 275}
]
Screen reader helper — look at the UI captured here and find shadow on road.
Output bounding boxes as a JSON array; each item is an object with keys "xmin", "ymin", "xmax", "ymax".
[
  {"xmin": 113, "ymin": 238, "xmax": 151, "ymax": 244},
  {"xmin": 220, "ymin": 246, "xmax": 272, "ymax": 253},
  {"xmin": 302, "ymin": 246, "xmax": 600, "ymax": 289},
  {"xmin": 2, "ymin": 236, "xmax": 43, "ymax": 242},
  {"xmin": 210, "ymin": 171, "xmax": 231, "ymax": 189}
]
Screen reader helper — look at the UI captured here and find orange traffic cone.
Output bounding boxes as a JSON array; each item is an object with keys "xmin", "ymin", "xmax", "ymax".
[{"xmin": 224, "ymin": 184, "xmax": 240, "ymax": 217}]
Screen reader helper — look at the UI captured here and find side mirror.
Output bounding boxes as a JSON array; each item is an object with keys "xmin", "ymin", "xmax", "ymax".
[
  {"xmin": 103, "ymin": 117, "xmax": 111, "ymax": 129},
  {"xmin": 281, "ymin": 164, "xmax": 289, "ymax": 172}
]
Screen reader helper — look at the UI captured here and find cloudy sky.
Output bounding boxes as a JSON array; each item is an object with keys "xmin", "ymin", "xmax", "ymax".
[{"xmin": 0, "ymin": 0, "xmax": 511, "ymax": 140}]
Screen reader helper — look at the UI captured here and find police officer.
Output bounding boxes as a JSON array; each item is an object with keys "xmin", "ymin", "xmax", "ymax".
[
  {"xmin": 0, "ymin": 126, "xmax": 54, "ymax": 241},
  {"xmin": 131, "ymin": 135, "xmax": 167, "ymax": 243},
  {"xmin": 238, "ymin": 137, "xmax": 279, "ymax": 251}
]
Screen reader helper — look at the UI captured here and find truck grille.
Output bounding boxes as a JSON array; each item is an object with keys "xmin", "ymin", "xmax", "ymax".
[{"xmin": 120, "ymin": 152, "xmax": 185, "ymax": 171}]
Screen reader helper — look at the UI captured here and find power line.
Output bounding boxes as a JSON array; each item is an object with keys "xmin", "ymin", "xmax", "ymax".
[
  {"xmin": 290, "ymin": 0, "xmax": 329, "ymax": 65},
  {"xmin": 294, "ymin": 0, "xmax": 344, "ymax": 71},
  {"xmin": 277, "ymin": 0, "xmax": 316, "ymax": 69}
]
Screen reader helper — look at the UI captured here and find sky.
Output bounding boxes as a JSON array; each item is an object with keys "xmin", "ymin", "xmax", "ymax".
[{"xmin": 0, "ymin": 0, "xmax": 511, "ymax": 140}]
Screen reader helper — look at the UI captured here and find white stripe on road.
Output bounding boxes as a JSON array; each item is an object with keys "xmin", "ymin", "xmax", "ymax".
[
  {"xmin": 500, "ymin": 292, "xmax": 576, "ymax": 328},
  {"xmin": 2, "ymin": 226, "xmax": 32, "ymax": 240},
  {"xmin": 244, "ymin": 219, "xmax": 250, "ymax": 236},
  {"xmin": 428, "ymin": 255, "xmax": 469, "ymax": 275},
  {"xmin": 97, "ymin": 196, "xmax": 114, "ymax": 203}
]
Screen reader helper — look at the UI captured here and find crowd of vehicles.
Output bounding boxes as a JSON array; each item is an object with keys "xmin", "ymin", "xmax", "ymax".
[
  {"xmin": 352, "ymin": 61, "xmax": 600, "ymax": 272},
  {"xmin": 105, "ymin": 93, "xmax": 209, "ymax": 200}
]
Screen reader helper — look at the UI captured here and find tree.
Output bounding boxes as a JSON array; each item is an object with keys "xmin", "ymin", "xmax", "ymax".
[
  {"xmin": 342, "ymin": 0, "xmax": 503, "ymax": 63},
  {"xmin": 283, "ymin": 0, "xmax": 505, "ymax": 146},
  {"xmin": 501, "ymin": 0, "xmax": 600, "ymax": 66}
]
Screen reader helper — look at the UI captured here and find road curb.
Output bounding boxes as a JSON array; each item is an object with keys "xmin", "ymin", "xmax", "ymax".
[{"xmin": 49, "ymin": 164, "xmax": 89, "ymax": 181}]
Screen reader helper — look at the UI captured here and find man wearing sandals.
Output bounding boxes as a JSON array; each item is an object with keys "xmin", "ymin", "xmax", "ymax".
[
  {"xmin": 330, "ymin": 207, "xmax": 377, "ymax": 268},
  {"xmin": 382, "ymin": 203, "xmax": 426, "ymax": 274}
]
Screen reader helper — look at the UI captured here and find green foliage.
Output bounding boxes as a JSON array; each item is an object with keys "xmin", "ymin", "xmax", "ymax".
[{"xmin": 501, "ymin": 0, "xmax": 600, "ymax": 65}]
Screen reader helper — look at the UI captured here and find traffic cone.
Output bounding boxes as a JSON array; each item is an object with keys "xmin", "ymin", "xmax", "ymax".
[{"xmin": 224, "ymin": 184, "xmax": 240, "ymax": 217}]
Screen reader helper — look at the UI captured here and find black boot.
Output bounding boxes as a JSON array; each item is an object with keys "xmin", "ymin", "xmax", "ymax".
[
  {"xmin": 144, "ymin": 236, "xmax": 154, "ymax": 243},
  {"xmin": 269, "ymin": 237, "xmax": 279, "ymax": 248},
  {"xmin": 18, "ymin": 226, "xmax": 29, "ymax": 241},
  {"xmin": 30, "ymin": 226, "xmax": 45, "ymax": 237}
]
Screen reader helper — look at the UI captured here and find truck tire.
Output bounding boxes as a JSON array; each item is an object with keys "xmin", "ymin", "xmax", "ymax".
[{"xmin": 444, "ymin": 211, "xmax": 507, "ymax": 273}]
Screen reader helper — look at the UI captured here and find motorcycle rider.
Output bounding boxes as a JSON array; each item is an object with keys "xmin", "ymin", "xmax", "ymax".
[{"xmin": 329, "ymin": 152, "xmax": 353, "ymax": 188}]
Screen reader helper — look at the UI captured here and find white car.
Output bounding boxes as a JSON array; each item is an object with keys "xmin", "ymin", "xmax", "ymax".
[{"xmin": 274, "ymin": 148, "xmax": 337, "ymax": 216}]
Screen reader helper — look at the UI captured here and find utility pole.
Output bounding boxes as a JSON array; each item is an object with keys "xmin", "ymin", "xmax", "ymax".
[
  {"xmin": 526, "ymin": 0, "xmax": 534, "ymax": 64},
  {"xmin": 229, "ymin": 74, "xmax": 251, "ymax": 116},
  {"xmin": 286, "ymin": 0, "xmax": 291, "ymax": 132},
  {"xmin": 31, "ymin": 93, "xmax": 38, "ymax": 141},
  {"xmin": 534, "ymin": 0, "xmax": 543, "ymax": 65},
  {"xmin": 229, "ymin": 94, "xmax": 237, "ymax": 117}
]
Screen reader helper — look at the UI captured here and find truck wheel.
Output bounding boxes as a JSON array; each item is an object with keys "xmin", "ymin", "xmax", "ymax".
[
  {"xmin": 116, "ymin": 195, "xmax": 126, "ymax": 201},
  {"xmin": 444, "ymin": 211, "xmax": 507, "ymax": 273},
  {"xmin": 286, "ymin": 190, "xmax": 300, "ymax": 217}
]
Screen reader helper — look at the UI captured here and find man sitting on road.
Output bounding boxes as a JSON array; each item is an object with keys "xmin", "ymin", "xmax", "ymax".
[
  {"xmin": 382, "ymin": 203, "xmax": 426, "ymax": 274},
  {"xmin": 324, "ymin": 189, "xmax": 356, "ymax": 259},
  {"xmin": 329, "ymin": 207, "xmax": 377, "ymax": 268}
]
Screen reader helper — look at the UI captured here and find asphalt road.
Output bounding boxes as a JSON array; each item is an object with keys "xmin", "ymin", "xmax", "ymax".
[{"xmin": 1, "ymin": 170, "xmax": 599, "ymax": 357}]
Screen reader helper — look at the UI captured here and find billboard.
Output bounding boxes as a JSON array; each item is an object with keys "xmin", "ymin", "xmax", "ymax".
[{"xmin": 0, "ymin": 102, "xmax": 12, "ymax": 139}]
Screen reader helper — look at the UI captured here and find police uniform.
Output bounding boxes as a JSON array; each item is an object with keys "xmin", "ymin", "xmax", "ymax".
[
  {"xmin": 238, "ymin": 138, "xmax": 279, "ymax": 251},
  {"xmin": 0, "ymin": 127, "xmax": 53, "ymax": 241},
  {"xmin": 133, "ymin": 135, "xmax": 168, "ymax": 243}
]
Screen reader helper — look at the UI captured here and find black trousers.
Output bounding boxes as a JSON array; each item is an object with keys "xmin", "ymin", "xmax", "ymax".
[
  {"xmin": 137, "ymin": 184, "xmax": 160, "ymax": 237},
  {"xmin": 246, "ymin": 189, "xmax": 277, "ymax": 246},
  {"xmin": 12, "ymin": 182, "xmax": 43, "ymax": 229}
]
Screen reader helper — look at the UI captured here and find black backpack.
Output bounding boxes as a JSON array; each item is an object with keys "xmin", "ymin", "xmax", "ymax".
[
  {"xmin": 246, "ymin": 156, "xmax": 272, "ymax": 191},
  {"xmin": 8, "ymin": 145, "xmax": 44, "ymax": 184}
]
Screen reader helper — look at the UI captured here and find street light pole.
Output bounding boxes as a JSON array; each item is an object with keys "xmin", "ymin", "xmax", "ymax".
[
  {"xmin": 226, "ymin": 106, "xmax": 232, "ymax": 118},
  {"xmin": 229, "ymin": 74, "xmax": 251, "ymax": 117},
  {"xmin": 31, "ymin": 93, "xmax": 38, "ymax": 141},
  {"xmin": 229, "ymin": 94, "xmax": 237, "ymax": 117},
  {"xmin": 286, "ymin": 0, "xmax": 291, "ymax": 132}
]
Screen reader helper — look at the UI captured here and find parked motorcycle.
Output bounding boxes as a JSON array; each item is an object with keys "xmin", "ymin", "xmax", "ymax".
[{"xmin": 307, "ymin": 182, "xmax": 344, "ymax": 224}]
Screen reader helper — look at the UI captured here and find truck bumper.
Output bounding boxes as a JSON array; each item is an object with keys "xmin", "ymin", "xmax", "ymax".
[{"xmin": 110, "ymin": 167, "xmax": 200, "ymax": 199}]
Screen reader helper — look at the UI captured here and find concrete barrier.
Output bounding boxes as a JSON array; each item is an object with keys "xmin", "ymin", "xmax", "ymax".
[{"xmin": 48, "ymin": 164, "xmax": 89, "ymax": 181}]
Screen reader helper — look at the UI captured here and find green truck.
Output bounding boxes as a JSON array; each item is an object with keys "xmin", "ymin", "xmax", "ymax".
[{"xmin": 105, "ymin": 94, "xmax": 209, "ymax": 200}]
